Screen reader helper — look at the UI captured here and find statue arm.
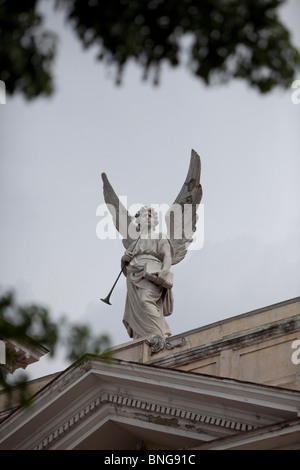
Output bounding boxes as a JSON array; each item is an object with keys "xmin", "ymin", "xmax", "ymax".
[{"xmin": 121, "ymin": 251, "xmax": 135, "ymax": 277}]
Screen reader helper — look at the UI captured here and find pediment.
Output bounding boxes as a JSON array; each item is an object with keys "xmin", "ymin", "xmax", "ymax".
[{"xmin": 1, "ymin": 356, "xmax": 299, "ymax": 450}]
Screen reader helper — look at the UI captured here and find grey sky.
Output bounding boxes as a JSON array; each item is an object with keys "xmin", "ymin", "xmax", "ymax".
[{"xmin": 0, "ymin": 0, "xmax": 300, "ymax": 379}]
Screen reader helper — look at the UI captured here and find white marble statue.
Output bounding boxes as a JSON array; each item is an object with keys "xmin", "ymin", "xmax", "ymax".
[{"xmin": 101, "ymin": 149, "xmax": 202, "ymax": 351}]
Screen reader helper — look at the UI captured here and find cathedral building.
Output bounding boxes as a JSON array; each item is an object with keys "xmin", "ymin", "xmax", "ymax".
[{"xmin": 0, "ymin": 297, "xmax": 299, "ymax": 450}]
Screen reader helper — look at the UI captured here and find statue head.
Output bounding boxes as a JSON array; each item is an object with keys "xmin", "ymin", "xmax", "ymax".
[{"xmin": 135, "ymin": 206, "xmax": 159, "ymax": 233}]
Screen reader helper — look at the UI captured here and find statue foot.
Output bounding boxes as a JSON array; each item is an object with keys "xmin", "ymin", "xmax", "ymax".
[{"xmin": 146, "ymin": 335, "xmax": 187, "ymax": 355}]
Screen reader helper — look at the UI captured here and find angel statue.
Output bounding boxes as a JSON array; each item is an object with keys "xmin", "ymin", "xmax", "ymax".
[{"xmin": 101, "ymin": 149, "xmax": 202, "ymax": 353}]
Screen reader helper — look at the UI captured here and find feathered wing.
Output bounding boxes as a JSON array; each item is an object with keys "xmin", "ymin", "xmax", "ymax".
[
  {"xmin": 165, "ymin": 149, "xmax": 203, "ymax": 265},
  {"xmin": 101, "ymin": 172, "xmax": 137, "ymax": 249}
]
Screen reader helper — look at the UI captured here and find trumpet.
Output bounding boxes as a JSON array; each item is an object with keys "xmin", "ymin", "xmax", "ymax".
[{"xmin": 101, "ymin": 237, "xmax": 140, "ymax": 306}]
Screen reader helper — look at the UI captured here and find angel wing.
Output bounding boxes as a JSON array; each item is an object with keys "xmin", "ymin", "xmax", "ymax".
[
  {"xmin": 165, "ymin": 149, "xmax": 203, "ymax": 265},
  {"xmin": 101, "ymin": 172, "xmax": 137, "ymax": 249}
]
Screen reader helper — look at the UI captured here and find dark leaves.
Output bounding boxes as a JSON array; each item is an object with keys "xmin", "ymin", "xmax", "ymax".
[
  {"xmin": 0, "ymin": 290, "xmax": 112, "ymax": 408},
  {"xmin": 0, "ymin": 0, "xmax": 56, "ymax": 99},
  {"xmin": 1, "ymin": 0, "xmax": 299, "ymax": 96}
]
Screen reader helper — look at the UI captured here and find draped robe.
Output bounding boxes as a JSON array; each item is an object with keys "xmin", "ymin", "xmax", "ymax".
[{"xmin": 122, "ymin": 235, "xmax": 174, "ymax": 339}]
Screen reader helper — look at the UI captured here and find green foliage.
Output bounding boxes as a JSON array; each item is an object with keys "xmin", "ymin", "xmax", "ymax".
[
  {"xmin": 58, "ymin": 0, "xmax": 300, "ymax": 92},
  {"xmin": 0, "ymin": 290, "xmax": 111, "ymax": 408},
  {"xmin": 0, "ymin": 0, "xmax": 299, "ymax": 99},
  {"xmin": 0, "ymin": 0, "xmax": 56, "ymax": 99},
  {"xmin": 64, "ymin": 324, "xmax": 111, "ymax": 363},
  {"xmin": 0, "ymin": 291, "xmax": 58, "ymax": 354}
]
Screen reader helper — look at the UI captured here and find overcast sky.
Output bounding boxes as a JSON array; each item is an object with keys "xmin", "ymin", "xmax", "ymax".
[{"xmin": 1, "ymin": 0, "xmax": 300, "ymax": 379}]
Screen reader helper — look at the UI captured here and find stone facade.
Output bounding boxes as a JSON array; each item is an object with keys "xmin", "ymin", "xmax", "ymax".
[
  {"xmin": 112, "ymin": 297, "xmax": 300, "ymax": 391},
  {"xmin": 0, "ymin": 297, "xmax": 299, "ymax": 450}
]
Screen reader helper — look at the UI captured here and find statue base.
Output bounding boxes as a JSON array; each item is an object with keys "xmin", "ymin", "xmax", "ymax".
[
  {"xmin": 146, "ymin": 335, "xmax": 187, "ymax": 355},
  {"xmin": 109, "ymin": 333, "xmax": 189, "ymax": 364}
]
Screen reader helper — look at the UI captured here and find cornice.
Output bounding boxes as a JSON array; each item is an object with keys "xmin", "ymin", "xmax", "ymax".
[
  {"xmin": 1, "ymin": 356, "xmax": 300, "ymax": 450},
  {"xmin": 2, "ymin": 339, "xmax": 48, "ymax": 374},
  {"xmin": 148, "ymin": 316, "xmax": 300, "ymax": 368},
  {"xmin": 190, "ymin": 417, "xmax": 300, "ymax": 450},
  {"xmin": 32, "ymin": 391, "xmax": 256, "ymax": 450}
]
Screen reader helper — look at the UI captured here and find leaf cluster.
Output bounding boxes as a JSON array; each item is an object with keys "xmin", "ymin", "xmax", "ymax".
[
  {"xmin": 0, "ymin": 0, "xmax": 299, "ymax": 99},
  {"xmin": 58, "ymin": 0, "xmax": 300, "ymax": 92},
  {"xmin": 0, "ymin": 290, "xmax": 111, "ymax": 408},
  {"xmin": 0, "ymin": 0, "xmax": 56, "ymax": 99}
]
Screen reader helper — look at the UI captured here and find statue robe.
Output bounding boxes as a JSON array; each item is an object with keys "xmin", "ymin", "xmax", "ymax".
[{"xmin": 123, "ymin": 236, "xmax": 174, "ymax": 339}]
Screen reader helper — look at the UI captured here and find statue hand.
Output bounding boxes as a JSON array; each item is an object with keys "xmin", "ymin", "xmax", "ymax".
[
  {"xmin": 122, "ymin": 252, "xmax": 134, "ymax": 264},
  {"xmin": 156, "ymin": 270, "xmax": 169, "ymax": 285}
]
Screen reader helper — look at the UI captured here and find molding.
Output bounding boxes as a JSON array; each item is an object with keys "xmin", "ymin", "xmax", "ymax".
[
  {"xmin": 30, "ymin": 357, "xmax": 92, "ymax": 400},
  {"xmin": 32, "ymin": 392, "xmax": 256, "ymax": 450},
  {"xmin": 2, "ymin": 357, "xmax": 300, "ymax": 450},
  {"xmin": 148, "ymin": 316, "xmax": 300, "ymax": 368},
  {"xmin": 2, "ymin": 339, "xmax": 48, "ymax": 374},
  {"xmin": 190, "ymin": 417, "xmax": 300, "ymax": 450},
  {"xmin": 0, "ymin": 359, "xmax": 92, "ymax": 437}
]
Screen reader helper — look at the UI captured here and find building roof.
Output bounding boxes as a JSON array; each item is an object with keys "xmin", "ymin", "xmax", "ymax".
[
  {"xmin": 0, "ymin": 354, "xmax": 300, "ymax": 450},
  {"xmin": 0, "ymin": 296, "xmax": 299, "ymax": 450}
]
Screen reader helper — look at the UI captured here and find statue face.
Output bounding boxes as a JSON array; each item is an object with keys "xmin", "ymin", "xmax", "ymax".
[
  {"xmin": 138, "ymin": 208, "xmax": 158, "ymax": 232},
  {"xmin": 139, "ymin": 210, "xmax": 152, "ymax": 229}
]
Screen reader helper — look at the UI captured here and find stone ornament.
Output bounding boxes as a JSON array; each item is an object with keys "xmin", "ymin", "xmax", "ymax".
[{"xmin": 146, "ymin": 335, "xmax": 187, "ymax": 355}]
